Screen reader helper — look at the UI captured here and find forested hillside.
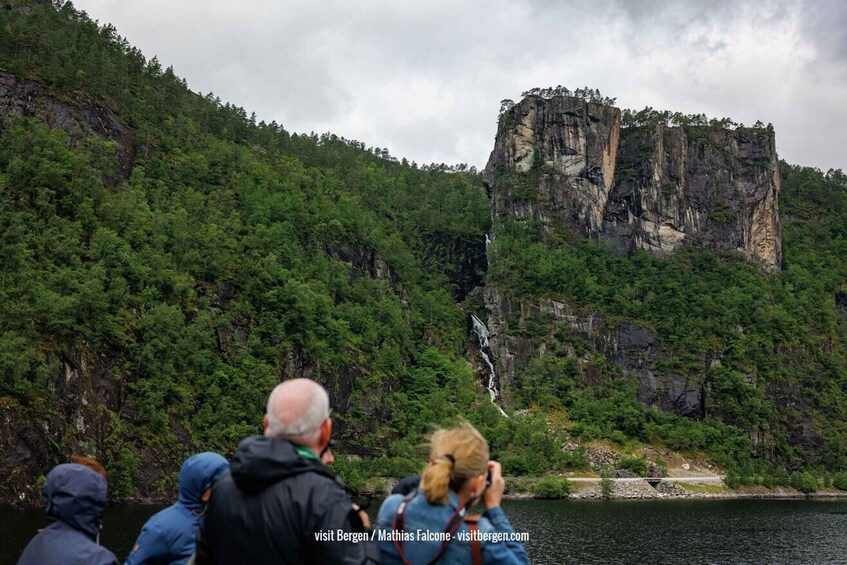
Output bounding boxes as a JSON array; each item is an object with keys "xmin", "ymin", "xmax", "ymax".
[
  {"xmin": 0, "ymin": 1, "xmax": 518, "ymax": 503},
  {"xmin": 485, "ymin": 94, "xmax": 847, "ymax": 479},
  {"xmin": 1, "ymin": 1, "xmax": 846, "ymax": 504}
]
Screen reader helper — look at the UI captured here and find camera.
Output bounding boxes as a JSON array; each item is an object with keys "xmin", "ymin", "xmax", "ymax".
[{"xmin": 485, "ymin": 467, "xmax": 492, "ymax": 488}]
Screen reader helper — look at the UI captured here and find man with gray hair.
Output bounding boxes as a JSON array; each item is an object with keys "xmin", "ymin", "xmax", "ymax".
[
  {"xmin": 196, "ymin": 379, "xmax": 377, "ymax": 564},
  {"xmin": 264, "ymin": 378, "xmax": 333, "ymax": 460}
]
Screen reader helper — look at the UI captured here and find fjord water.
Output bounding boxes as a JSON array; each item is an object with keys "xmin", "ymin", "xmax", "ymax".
[
  {"xmin": 3, "ymin": 499, "xmax": 847, "ymax": 563},
  {"xmin": 504, "ymin": 499, "xmax": 847, "ymax": 564},
  {"xmin": 2, "ymin": 504, "xmax": 165, "ymax": 563}
]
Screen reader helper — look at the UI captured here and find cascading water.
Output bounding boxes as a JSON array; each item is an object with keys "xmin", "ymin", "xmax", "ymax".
[{"xmin": 470, "ymin": 314, "xmax": 508, "ymax": 417}]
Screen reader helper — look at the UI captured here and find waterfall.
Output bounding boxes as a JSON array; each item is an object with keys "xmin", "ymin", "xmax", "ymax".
[
  {"xmin": 485, "ymin": 233, "xmax": 491, "ymax": 248},
  {"xmin": 470, "ymin": 314, "xmax": 490, "ymax": 349},
  {"xmin": 470, "ymin": 314, "xmax": 508, "ymax": 417}
]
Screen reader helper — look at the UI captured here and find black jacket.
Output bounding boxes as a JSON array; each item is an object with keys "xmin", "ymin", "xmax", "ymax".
[{"xmin": 195, "ymin": 436, "xmax": 378, "ymax": 564}]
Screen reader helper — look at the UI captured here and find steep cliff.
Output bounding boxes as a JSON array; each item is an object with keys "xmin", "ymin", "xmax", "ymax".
[
  {"xmin": 485, "ymin": 95, "xmax": 781, "ymax": 271},
  {"xmin": 605, "ymin": 125, "xmax": 781, "ymax": 270},
  {"xmin": 480, "ymin": 95, "xmax": 847, "ymax": 468},
  {"xmin": 483, "ymin": 285, "xmax": 704, "ymax": 417},
  {"xmin": 485, "ymin": 95, "xmax": 620, "ymax": 238},
  {"xmin": 483, "ymin": 94, "xmax": 784, "ymax": 418}
]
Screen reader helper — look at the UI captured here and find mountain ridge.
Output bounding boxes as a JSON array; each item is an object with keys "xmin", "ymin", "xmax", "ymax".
[{"xmin": 0, "ymin": 1, "xmax": 846, "ymax": 506}]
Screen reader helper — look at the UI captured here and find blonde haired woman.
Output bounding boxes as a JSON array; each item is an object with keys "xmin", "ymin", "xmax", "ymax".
[{"xmin": 375, "ymin": 422, "xmax": 528, "ymax": 564}]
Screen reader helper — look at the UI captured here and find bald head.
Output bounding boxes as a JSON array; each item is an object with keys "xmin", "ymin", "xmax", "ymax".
[{"xmin": 265, "ymin": 379, "xmax": 330, "ymax": 443}]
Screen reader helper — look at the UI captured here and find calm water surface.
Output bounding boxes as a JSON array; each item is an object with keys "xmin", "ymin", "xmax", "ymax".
[
  {"xmin": 2, "ymin": 504, "xmax": 164, "ymax": 564},
  {"xmin": 3, "ymin": 499, "xmax": 847, "ymax": 564},
  {"xmin": 504, "ymin": 498, "xmax": 847, "ymax": 564}
]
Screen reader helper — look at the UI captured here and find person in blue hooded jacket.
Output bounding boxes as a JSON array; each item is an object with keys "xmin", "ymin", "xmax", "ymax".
[
  {"xmin": 18, "ymin": 462, "xmax": 119, "ymax": 565},
  {"xmin": 126, "ymin": 452, "xmax": 228, "ymax": 565}
]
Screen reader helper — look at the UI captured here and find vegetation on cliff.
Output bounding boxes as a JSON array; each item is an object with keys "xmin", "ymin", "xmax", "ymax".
[
  {"xmin": 0, "ymin": 2, "xmax": 523, "ymax": 501},
  {"xmin": 488, "ymin": 93, "xmax": 847, "ymax": 476},
  {"xmin": 1, "ymin": 3, "xmax": 846, "ymax": 503}
]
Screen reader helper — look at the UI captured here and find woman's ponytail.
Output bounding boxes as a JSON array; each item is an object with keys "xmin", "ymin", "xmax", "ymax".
[
  {"xmin": 421, "ymin": 454, "xmax": 454, "ymax": 505},
  {"xmin": 419, "ymin": 423, "xmax": 489, "ymax": 505}
]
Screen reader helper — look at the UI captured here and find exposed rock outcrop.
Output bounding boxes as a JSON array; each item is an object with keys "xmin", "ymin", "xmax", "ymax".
[
  {"xmin": 327, "ymin": 241, "xmax": 396, "ymax": 287},
  {"xmin": 485, "ymin": 96, "xmax": 620, "ymax": 238},
  {"xmin": 418, "ymin": 234, "xmax": 487, "ymax": 301},
  {"xmin": 481, "ymin": 94, "xmax": 783, "ymax": 424},
  {"xmin": 483, "ymin": 285, "xmax": 704, "ymax": 417},
  {"xmin": 0, "ymin": 351, "xmax": 123, "ymax": 506},
  {"xmin": 0, "ymin": 72, "xmax": 135, "ymax": 179},
  {"xmin": 485, "ymin": 95, "xmax": 781, "ymax": 271},
  {"xmin": 605, "ymin": 125, "xmax": 781, "ymax": 269},
  {"xmin": 3, "ymin": 0, "xmax": 53, "ymax": 16}
]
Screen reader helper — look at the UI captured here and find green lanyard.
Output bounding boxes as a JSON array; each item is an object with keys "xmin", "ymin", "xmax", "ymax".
[{"xmin": 294, "ymin": 444, "xmax": 320, "ymax": 461}]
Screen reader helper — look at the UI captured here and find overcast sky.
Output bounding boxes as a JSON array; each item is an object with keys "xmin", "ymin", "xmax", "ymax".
[{"xmin": 73, "ymin": 0, "xmax": 846, "ymax": 172}]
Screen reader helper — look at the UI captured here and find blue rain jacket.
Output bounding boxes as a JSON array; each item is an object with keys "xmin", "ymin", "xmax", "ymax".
[
  {"xmin": 126, "ymin": 452, "xmax": 229, "ymax": 565},
  {"xmin": 18, "ymin": 463, "xmax": 119, "ymax": 565}
]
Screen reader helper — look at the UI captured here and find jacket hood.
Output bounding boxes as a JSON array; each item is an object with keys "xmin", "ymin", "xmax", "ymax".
[
  {"xmin": 230, "ymin": 435, "xmax": 332, "ymax": 494},
  {"xmin": 43, "ymin": 463, "xmax": 107, "ymax": 537},
  {"xmin": 178, "ymin": 452, "xmax": 230, "ymax": 510}
]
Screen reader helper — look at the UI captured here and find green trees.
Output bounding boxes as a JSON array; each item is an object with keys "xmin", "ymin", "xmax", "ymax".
[
  {"xmin": 618, "ymin": 456, "xmax": 647, "ymax": 477},
  {"xmin": 531, "ymin": 476, "xmax": 571, "ymax": 498},
  {"xmin": 791, "ymin": 472, "xmax": 819, "ymax": 494},
  {"xmin": 0, "ymin": 2, "xmax": 509, "ymax": 498},
  {"xmin": 520, "ymin": 86, "xmax": 616, "ymax": 106},
  {"xmin": 620, "ymin": 107, "xmax": 770, "ymax": 130},
  {"xmin": 488, "ymin": 151, "xmax": 847, "ymax": 473},
  {"xmin": 600, "ymin": 466, "xmax": 614, "ymax": 499},
  {"xmin": 2, "ymin": 1, "xmax": 846, "ymax": 502}
]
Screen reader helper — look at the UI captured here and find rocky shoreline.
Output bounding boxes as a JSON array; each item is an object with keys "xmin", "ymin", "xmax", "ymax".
[
  {"xmin": 564, "ymin": 482, "xmax": 847, "ymax": 501},
  {"xmin": 5, "ymin": 477, "xmax": 847, "ymax": 509},
  {"xmin": 359, "ymin": 476, "xmax": 847, "ymax": 502}
]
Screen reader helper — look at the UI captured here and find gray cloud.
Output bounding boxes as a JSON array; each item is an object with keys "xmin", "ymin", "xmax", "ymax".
[
  {"xmin": 74, "ymin": 0, "xmax": 846, "ymax": 172},
  {"xmin": 800, "ymin": 0, "xmax": 847, "ymax": 54}
]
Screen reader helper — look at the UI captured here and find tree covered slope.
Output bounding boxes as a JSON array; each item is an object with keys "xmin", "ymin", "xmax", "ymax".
[{"xmin": 0, "ymin": 2, "xmax": 846, "ymax": 504}]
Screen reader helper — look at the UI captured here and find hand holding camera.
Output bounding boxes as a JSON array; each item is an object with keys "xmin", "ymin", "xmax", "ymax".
[{"xmin": 483, "ymin": 460, "xmax": 505, "ymax": 510}]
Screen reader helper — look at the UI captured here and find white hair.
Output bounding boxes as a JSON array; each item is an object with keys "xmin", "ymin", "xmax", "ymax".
[{"xmin": 265, "ymin": 380, "xmax": 330, "ymax": 442}]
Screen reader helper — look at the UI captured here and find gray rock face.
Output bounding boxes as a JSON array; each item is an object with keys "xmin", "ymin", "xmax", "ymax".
[
  {"xmin": 485, "ymin": 96, "xmax": 781, "ymax": 271},
  {"xmin": 481, "ymin": 94, "xmax": 783, "ymax": 422},
  {"xmin": 836, "ymin": 291, "xmax": 847, "ymax": 320},
  {"xmin": 605, "ymin": 125, "xmax": 781, "ymax": 270},
  {"xmin": 0, "ymin": 351, "xmax": 122, "ymax": 506},
  {"xmin": 327, "ymin": 241, "xmax": 396, "ymax": 287},
  {"xmin": 418, "ymin": 234, "xmax": 487, "ymax": 301},
  {"xmin": 485, "ymin": 95, "xmax": 620, "ymax": 237},
  {"xmin": 0, "ymin": 72, "xmax": 135, "ymax": 179},
  {"xmin": 483, "ymin": 285, "xmax": 704, "ymax": 417}
]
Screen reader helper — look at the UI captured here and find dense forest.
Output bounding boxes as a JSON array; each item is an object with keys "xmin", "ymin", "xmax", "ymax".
[
  {"xmin": 0, "ymin": 1, "xmax": 571, "ymax": 500},
  {"xmin": 487, "ymin": 162, "xmax": 847, "ymax": 474},
  {"xmin": 0, "ymin": 1, "xmax": 846, "ymax": 502}
]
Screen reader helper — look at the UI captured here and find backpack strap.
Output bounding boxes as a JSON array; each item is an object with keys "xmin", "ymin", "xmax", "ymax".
[
  {"xmin": 464, "ymin": 514, "xmax": 483, "ymax": 565},
  {"xmin": 392, "ymin": 490, "xmax": 472, "ymax": 565}
]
